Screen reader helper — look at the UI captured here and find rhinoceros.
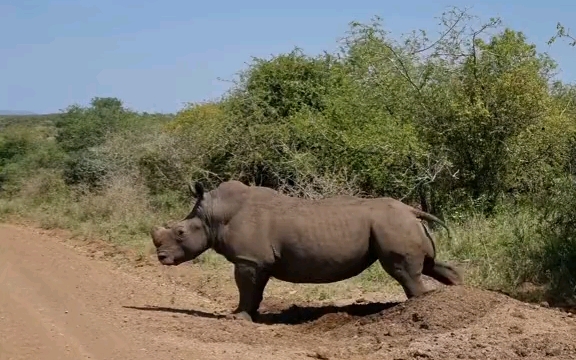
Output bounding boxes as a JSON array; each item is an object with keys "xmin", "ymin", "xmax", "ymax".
[{"xmin": 150, "ymin": 180, "xmax": 463, "ymax": 322}]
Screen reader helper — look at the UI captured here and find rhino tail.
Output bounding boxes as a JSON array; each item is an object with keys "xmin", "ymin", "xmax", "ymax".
[
  {"xmin": 420, "ymin": 220, "xmax": 437, "ymax": 258},
  {"xmin": 410, "ymin": 208, "xmax": 451, "ymax": 240}
]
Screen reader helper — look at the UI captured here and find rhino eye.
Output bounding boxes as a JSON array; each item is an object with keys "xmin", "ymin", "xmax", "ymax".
[{"xmin": 177, "ymin": 229, "xmax": 184, "ymax": 236}]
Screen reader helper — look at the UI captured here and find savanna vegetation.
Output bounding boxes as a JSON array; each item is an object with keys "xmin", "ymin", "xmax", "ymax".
[{"xmin": 1, "ymin": 8, "xmax": 575, "ymax": 306}]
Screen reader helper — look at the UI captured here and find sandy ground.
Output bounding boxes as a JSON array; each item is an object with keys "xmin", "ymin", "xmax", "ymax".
[{"xmin": 1, "ymin": 222, "xmax": 576, "ymax": 360}]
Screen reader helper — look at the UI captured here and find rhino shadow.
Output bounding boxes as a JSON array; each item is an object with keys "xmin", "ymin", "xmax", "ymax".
[
  {"xmin": 123, "ymin": 305, "xmax": 226, "ymax": 320},
  {"xmin": 123, "ymin": 301, "xmax": 399, "ymax": 325},
  {"xmin": 257, "ymin": 301, "xmax": 399, "ymax": 325}
]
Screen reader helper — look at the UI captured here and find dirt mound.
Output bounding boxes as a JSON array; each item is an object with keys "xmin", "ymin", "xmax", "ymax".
[
  {"xmin": 366, "ymin": 285, "xmax": 508, "ymax": 332},
  {"xmin": 257, "ymin": 286, "xmax": 507, "ymax": 333},
  {"xmin": 250, "ymin": 286, "xmax": 576, "ymax": 359}
]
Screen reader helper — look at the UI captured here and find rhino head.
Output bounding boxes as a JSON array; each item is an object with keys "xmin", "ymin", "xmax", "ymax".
[{"xmin": 150, "ymin": 182, "xmax": 212, "ymax": 266}]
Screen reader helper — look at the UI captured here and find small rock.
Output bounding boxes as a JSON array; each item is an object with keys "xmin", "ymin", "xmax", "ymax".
[
  {"xmin": 546, "ymin": 347, "xmax": 562, "ymax": 356},
  {"xmin": 511, "ymin": 310, "xmax": 527, "ymax": 319},
  {"xmin": 412, "ymin": 313, "xmax": 423, "ymax": 322},
  {"xmin": 411, "ymin": 349, "xmax": 431, "ymax": 358},
  {"xmin": 515, "ymin": 348, "xmax": 528, "ymax": 357},
  {"xmin": 306, "ymin": 351, "xmax": 330, "ymax": 359}
]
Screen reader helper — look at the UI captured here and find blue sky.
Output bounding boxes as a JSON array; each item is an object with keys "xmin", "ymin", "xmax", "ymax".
[{"xmin": 0, "ymin": 0, "xmax": 574, "ymax": 114}]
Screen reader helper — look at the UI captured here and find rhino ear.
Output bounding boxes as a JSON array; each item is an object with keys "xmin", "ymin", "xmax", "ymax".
[
  {"xmin": 187, "ymin": 181, "xmax": 204, "ymax": 199},
  {"xmin": 183, "ymin": 181, "xmax": 205, "ymax": 220},
  {"xmin": 194, "ymin": 182, "xmax": 204, "ymax": 199}
]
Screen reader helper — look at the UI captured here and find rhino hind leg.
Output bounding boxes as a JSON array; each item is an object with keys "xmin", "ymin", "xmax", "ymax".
[
  {"xmin": 422, "ymin": 258, "xmax": 463, "ymax": 286},
  {"xmin": 377, "ymin": 255, "xmax": 431, "ymax": 299},
  {"xmin": 230, "ymin": 262, "xmax": 270, "ymax": 322}
]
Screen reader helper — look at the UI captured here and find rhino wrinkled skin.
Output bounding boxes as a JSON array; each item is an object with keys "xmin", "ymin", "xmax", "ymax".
[{"xmin": 151, "ymin": 180, "xmax": 463, "ymax": 322}]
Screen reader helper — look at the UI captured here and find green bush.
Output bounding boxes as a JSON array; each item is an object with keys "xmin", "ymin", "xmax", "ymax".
[
  {"xmin": 62, "ymin": 150, "xmax": 110, "ymax": 192},
  {"xmin": 55, "ymin": 97, "xmax": 134, "ymax": 153},
  {"xmin": 137, "ymin": 149, "xmax": 188, "ymax": 196},
  {"xmin": 523, "ymin": 177, "xmax": 576, "ymax": 301},
  {"xmin": 0, "ymin": 126, "xmax": 34, "ymax": 166},
  {"xmin": 0, "ymin": 125, "xmax": 66, "ymax": 195}
]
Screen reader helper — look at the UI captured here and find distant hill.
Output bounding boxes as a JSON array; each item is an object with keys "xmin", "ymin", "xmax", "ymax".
[
  {"xmin": 0, "ymin": 110, "xmax": 37, "ymax": 116},
  {"xmin": 0, "ymin": 112, "xmax": 60, "ymax": 129}
]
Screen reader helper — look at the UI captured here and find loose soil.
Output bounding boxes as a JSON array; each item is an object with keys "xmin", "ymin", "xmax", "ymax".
[{"xmin": 1, "ymin": 223, "xmax": 575, "ymax": 359}]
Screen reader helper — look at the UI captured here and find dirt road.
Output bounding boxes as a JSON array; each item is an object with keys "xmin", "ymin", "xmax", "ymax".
[{"xmin": 1, "ymin": 223, "xmax": 576, "ymax": 360}]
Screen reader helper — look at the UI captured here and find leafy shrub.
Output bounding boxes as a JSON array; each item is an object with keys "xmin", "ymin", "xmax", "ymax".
[
  {"xmin": 55, "ymin": 97, "xmax": 134, "ymax": 153},
  {"xmin": 62, "ymin": 150, "xmax": 110, "ymax": 192},
  {"xmin": 525, "ymin": 177, "xmax": 576, "ymax": 302},
  {"xmin": 0, "ymin": 126, "xmax": 34, "ymax": 166},
  {"xmin": 137, "ymin": 149, "xmax": 188, "ymax": 196}
]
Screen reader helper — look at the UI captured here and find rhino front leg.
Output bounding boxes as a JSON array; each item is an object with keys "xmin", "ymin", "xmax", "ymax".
[{"xmin": 229, "ymin": 261, "xmax": 270, "ymax": 322}]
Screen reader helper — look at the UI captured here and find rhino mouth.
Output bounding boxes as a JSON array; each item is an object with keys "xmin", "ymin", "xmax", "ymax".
[{"xmin": 157, "ymin": 253, "xmax": 176, "ymax": 265}]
